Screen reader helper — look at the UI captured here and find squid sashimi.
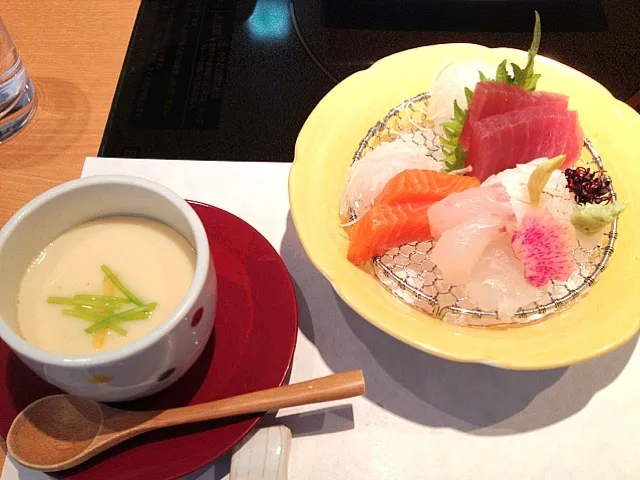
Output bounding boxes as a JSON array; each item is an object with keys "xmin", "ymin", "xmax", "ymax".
[
  {"xmin": 347, "ymin": 202, "xmax": 432, "ymax": 266},
  {"xmin": 430, "ymin": 215, "xmax": 508, "ymax": 285},
  {"xmin": 427, "ymin": 184, "xmax": 515, "ymax": 238},
  {"xmin": 375, "ymin": 169, "xmax": 480, "ymax": 207},
  {"xmin": 339, "ymin": 140, "xmax": 441, "ymax": 220},
  {"xmin": 464, "ymin": 235, "xmax": 542, "ymax": 318}
]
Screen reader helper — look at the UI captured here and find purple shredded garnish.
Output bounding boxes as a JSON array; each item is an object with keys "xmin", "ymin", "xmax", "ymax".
[{"xmin": 564, "ymin": 167, "xmax": 612, "ymax": 205}]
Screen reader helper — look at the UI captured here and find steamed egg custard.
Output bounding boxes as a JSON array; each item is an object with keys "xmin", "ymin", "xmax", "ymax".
[{"xmin": 16, "ymin": 217, "xmax": 196, "ymax": 355}]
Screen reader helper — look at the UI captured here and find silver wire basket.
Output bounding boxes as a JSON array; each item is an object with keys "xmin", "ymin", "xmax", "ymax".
[{"xmin": 348, "ymin": 92, "xmax": 618, "ymax": 327}]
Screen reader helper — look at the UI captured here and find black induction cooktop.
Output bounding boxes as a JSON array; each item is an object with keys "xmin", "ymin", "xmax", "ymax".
[{"xmin": 99, "ymin": 0, "xmax": 640, "ymax": 162}]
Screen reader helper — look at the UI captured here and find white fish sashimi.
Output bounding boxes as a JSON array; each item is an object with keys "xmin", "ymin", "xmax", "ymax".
[
  {"xmin": 339, "ymin": 140, "xmax": 442, "ymax": 221},
  {"xmin": 427, "ymin": 184, "xmax": 514, "ymax": 238},
  {"xmin": 430, "ymin": 215, "xmax": 507, "ymax": 285},
  {"xmin": 427, "ymin": 59, "xmax": 495, "ymax": 128},
  {"xmin": 464, "ymin": 236, "xmax": 542, "ymax": 319}
]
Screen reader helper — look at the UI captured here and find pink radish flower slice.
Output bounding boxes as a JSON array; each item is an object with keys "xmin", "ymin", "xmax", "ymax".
[{"xmin": 511, "ymin": 208, "xmax": 576, "ymax": 288}]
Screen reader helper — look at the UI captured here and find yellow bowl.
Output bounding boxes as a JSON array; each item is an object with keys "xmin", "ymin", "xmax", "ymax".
[{"xmin": 289, "ymin": 44, "xmax": 640, "ymax": 370}]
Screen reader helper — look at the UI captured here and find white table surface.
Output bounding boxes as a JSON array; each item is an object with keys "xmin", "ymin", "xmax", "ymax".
[{"xmin": 3, "ymin": 157, "xmax": 639, "ymax": 480}]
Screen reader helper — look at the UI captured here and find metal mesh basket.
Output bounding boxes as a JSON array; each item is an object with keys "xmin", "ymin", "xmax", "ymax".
[{"xmin": 348, "ymin": 92, "xmax": 618, "ymax": 326}]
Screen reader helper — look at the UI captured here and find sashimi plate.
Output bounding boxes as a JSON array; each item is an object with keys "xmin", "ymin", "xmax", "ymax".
[
  {"xmin": 289, "ymin": 43, "xmax": 640, "ymax": 369},
  {"xmin": 349, "ymin": 94, "xmax": 613, "ymax": 327}
]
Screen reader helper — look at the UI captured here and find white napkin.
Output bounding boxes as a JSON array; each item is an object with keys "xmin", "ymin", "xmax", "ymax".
[{"xmin": 4, "ymin": 157, "xmax": 640, "ymax": 480}]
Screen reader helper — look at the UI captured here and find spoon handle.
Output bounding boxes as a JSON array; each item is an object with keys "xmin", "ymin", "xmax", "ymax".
[
  {"xmin": 0, "ymin": 435, "xmax": 6, "ymax": 471},
  {"xmin": 146, "ymin": 370, "xmax": 365, "ymax": 430}
]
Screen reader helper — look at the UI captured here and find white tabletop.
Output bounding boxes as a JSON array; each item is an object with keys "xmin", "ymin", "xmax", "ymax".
[{"xmin": 3, "ymin": 158, "xmax": 638, "ymax": 480}]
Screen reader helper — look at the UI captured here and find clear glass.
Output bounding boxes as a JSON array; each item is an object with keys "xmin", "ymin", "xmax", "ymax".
[{"xmin": 0, "ymin": 17, "xmax": 36, "ymax": 144}]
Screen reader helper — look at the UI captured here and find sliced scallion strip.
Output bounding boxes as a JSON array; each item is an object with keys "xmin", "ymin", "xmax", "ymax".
[
  {"xmin": 63, "ymin": 310, "xmax": 127, "ymax": 336},
  {"xmin": 84, "ymin": 303, "xmax": 157, "ymax": 334},
  {"xmin": 74, "ymin": 304, "xmax": 115, "ymax": 315},
  {"xmin": 48, "ymin": 296, "xmax": 125, "ymax": 309},
  {"xmin": 74, "ymin": 295, "xmax": 132, "ymax": 304},
  {"xmin": 100, "ymin": 265, "xmax": 144, "ymax": 306}
]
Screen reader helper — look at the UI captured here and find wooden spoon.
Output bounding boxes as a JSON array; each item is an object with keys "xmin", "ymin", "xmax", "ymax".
[
  {"xmin": 0, "ymin": 435, "xmax": 7, "ymax": 471},
  {"xmin": 7, "ymin": 370, "xmax": 365, "ymax": 472}
]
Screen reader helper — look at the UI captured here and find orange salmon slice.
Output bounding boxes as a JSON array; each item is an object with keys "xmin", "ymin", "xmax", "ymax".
[
  {"xmin": 374, "ymin": 169, "xmax": 481, "ymax": 207},
  {"xmin": 347, "ymin": 202, "xmax": 433, "ymax": 266}
]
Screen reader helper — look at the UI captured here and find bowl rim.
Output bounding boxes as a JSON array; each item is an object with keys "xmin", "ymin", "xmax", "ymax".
[
  {"xmin": 0, "ymin": 174, "xmax": 211, "ymax": 368},
  {"xmin": 289, "ymin": 43, "xmax": 640, "ymax": 369}
]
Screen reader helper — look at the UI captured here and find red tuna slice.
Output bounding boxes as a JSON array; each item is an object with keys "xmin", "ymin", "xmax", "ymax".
[
  {"xmin": 564, "ymin": 110, "xmax": 584, "ymax": 162},
  {"xmin": 459, "ymin": 82, "xmax": 569, "ymax": 150},
  {"xmin": 520, "ymin": 111, "xmax": 568, "ymax": 163},
  {"xmin": 466, "ymin": 107, "xmax": 583, "ymax": 181}
]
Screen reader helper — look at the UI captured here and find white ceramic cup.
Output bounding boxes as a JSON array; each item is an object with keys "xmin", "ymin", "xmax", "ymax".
[{"xmin": 0, "ymin": 175, "xmax": 217, "ymax": 402}]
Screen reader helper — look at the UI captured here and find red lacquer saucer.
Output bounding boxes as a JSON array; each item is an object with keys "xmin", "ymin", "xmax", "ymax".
[{"xmin": 0, "ymin": 201, "xmax": 299, "ymax": 480}]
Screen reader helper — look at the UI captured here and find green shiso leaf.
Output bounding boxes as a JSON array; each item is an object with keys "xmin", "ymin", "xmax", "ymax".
[
  {"xmin": 440, "ymin": 99, "xmax": 468, "ymax": 172},
  {"xmin": 492, "ymin": 11, "xmax": 541, "ymax": 90},
  {"xmin": 496, "ymin": 60, "xmax": 511, "ymax": 83}
]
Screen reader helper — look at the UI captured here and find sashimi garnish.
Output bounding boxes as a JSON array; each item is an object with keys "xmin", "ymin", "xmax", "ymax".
[
  {"xmin": 483, "ymin": 158, "xmax": 617, "ymax": 250},
  {"xmin": 440, "ymin": 94, "xmax": 473, "ymax": 171},
  {"xmin": 527, "ymin": 154, "xmax": 566, "ymax": 207},
  {"xmin": 511, "ymin": 209, "xmax": 575, "ymax": 287},
  {"xmin": 564, "ymin": 166, "xmax": 626, "ymax": 235},
  {"xmin": 511, "ymin": 158, "xmax": 577, "ymax": 287},
  {"xmin": 564, "ymin": 166, "xmax": 613, "ymax": 205},
  {"xmin": 571, "ymin": 202, "xmax": 627, "ymax": 236},
  {"xmin": 491, "ymin": 11, "xmax": 542, "ymax": 91}
]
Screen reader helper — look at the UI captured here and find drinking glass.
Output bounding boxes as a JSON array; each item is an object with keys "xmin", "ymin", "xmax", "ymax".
[{"xmin": 0, "ymin": 17, "xmax": 36, "ymax": 143}]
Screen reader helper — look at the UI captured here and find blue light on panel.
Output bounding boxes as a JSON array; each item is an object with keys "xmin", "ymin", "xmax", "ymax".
[{"xmin": 247, "ymin": 0, "xmax": 290, "ymax": 41}]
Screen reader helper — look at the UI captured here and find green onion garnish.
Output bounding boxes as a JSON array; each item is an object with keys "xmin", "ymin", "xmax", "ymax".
[
  {"xmin": 62, "ymin": 310, "xmax": 127, "ymax": 336},
  {"xmin": 48, "ymin": 266, "xmax": 156, "ymax": 343},
  {"xmin": 126, "ymin": 312, "xmax": 152, "ymax": 320},
  {"xmin": 74, "ymin": 304, "xmax": 116, "ymax": 317},
  {"xmin": 84, "ymin": 303, "xmax": 157, "ymax": 334},
  {"xmin": 48, "ymin": 296, "xmax": 126, "ymax": 309},
  {"xmin": 74, "ymin": 295, "xmax": 132, "ymax": 304},
  {"xmin": 67, "ymin": 308, "xmax": 111, "ymax": 321},
  {"xmin": 100, "ymin": 265, "xmax": 144, "ymax": 306}
]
